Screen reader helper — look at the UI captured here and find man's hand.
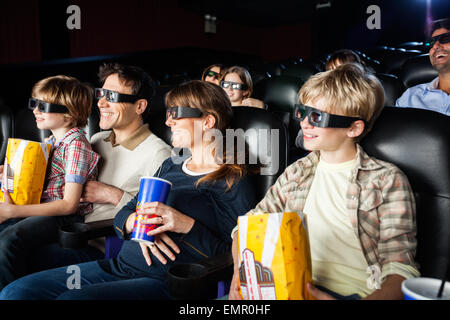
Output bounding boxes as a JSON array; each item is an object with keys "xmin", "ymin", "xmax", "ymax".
[{"xmin": 80, "ymin": 181, "xmax": 124, "ymax": 206}]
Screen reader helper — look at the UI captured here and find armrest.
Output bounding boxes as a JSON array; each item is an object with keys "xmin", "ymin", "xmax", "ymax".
[
  {"xmin": 58, "ymin": 219, "xmax": 115, "ymax": 249},
  {"xmin": 167, "ymin": 252, "xmax": 234, "ymax": 300}
]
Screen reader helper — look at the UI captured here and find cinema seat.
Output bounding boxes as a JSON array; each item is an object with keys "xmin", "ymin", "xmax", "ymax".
[
  {"xmin": 361, "ymin": 107, "xmax": 450, "ymax": 279},
  {"xmin": 0, "ymin": 104, "xmax": 13, "ymax": 161},
  {"xmin": 375, "ymin": 73, "xmax": 406, "ymax": 106},
  {"xmin": 399, "ymin": 54, "xmax": 438, "ymax": 89}
]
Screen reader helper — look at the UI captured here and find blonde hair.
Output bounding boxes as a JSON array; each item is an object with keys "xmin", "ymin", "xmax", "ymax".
[
  {"xmin": 298, "ymin": 63, "xmax": 384, "ymax": 140},
  {"xmin": 221, "ymin": 66, "xmax": 253, "ymax": 99},
  {"xmin": 32, "ymin": 75, "xmax": 93, "ymax": 128}
]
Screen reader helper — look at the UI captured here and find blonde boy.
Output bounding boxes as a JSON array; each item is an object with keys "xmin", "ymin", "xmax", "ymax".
[{"xmin": 229, "ymin": 63, "xmax": 419, "ymax": 300}]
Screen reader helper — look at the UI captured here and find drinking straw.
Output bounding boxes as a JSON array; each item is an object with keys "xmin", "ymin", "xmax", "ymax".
[{"xmin": 437, "ymin": 277, "xmax": 446, "ymax": 298}]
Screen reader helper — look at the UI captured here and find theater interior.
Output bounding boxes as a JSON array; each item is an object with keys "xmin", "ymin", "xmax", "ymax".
[{"xmin": 0, "ymin": 0, "xmax": 449, "ymax": 304}]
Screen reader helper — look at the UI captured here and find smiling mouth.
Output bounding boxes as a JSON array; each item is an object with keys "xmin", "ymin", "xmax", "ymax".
[{"xmin": 303, "ymin": 133, "xmax": 318, "ymax": 139}]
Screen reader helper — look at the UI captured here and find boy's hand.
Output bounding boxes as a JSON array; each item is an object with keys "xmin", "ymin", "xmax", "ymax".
[
  {"xmin": 80, "ymin": 181, "xmax": 124, "ymax": 206},
  {"xmin": 228, "ymin": 269, "xmax": 242, "ymax": 300},
  {"xmin": 0, "ymin": 189, "xmax": 14, "ymax": 223},
  {"xmin": 306, "ymin": 283, "xmax": 336, "ymax": 300}
]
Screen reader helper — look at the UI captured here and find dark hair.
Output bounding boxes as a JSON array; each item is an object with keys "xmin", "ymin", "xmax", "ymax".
[
  {"xmin": 98, "ymin": 63, "xmax": 156, "ymax": 118},
  {"xmin": 429, "ymin": 18, "xmax": 450, "ymax": 37},
  {"xmin": 201, "ymin": 64, "xmax": 224, "ymax": 81},
  {"xmin": 165, "ymin": 80, "xmax": 256, "ymax": 190},
  {"xmin": 325, "ymin": 49, "xmax": 361, "ymax": 71}
]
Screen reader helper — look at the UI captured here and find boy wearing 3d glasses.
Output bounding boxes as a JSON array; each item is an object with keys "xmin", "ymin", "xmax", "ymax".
[
  {"xmin": 0, "ymin": 75, "xmax": 99, "ymax": 229},
  {"xmin": 0, "ymin": 65, "xmax": 171, "ymax": 291},
  {"xmin": 229, "ymin": 63, "xmax": 420, "ymax": 300}
]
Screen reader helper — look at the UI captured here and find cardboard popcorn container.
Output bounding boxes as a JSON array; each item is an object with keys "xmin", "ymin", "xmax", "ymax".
[
  {"xmin": 1, "ymin": 138, "xmax": 51, "ymax": 205},
  {"xmin": 237, "ymin": 211, "xmax": 315, "ymax": 300}
]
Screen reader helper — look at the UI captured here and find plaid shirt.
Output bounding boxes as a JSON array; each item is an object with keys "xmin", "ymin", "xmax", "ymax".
[
  {"xmin": 41, "ymin": 127, "xmax": 100, "ymax": 215},
  {"xmin": 236, "ymin": 144, "xmax": 419, "ymax": 276}
]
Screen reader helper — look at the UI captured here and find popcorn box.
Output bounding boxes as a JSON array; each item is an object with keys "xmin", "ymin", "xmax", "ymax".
[
  {"xmin": 237, "ymin": 211, "xmax": 314, "ymax": 300},
  {"xmin": 1, "ymin": 138, "xmax": 51, "ymax": 205}
]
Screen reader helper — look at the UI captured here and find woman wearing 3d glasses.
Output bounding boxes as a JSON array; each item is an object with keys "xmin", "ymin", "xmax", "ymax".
[
  {"xmin": 201, "ymin": 63, "xmax": 224, "ymax": 86},
  {"xmin": 220, "ymin": 66, "xmax": 265, "ymax": 109},
  {"xmin": 0, "ymin": 80, "xmax": 258, "ymax": 300}
]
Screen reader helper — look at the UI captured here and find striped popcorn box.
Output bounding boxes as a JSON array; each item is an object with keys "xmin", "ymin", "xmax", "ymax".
[{"xmin": 237, "ymin": 211, "xmax": 315, "ymax": 300}]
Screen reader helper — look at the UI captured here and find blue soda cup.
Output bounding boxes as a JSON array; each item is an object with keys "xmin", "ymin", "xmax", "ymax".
[
  {"xmin": 402, "ymin": 277, "xmax": 450, "ymax": 300},
  {"xmin": 131, "ymin": 176, "xmax": 172, "ymax": 244}
]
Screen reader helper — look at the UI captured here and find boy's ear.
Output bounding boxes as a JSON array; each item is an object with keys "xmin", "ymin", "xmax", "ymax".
[
  {"xmin": 347, "ymin": 120, "xmax": 365, "ymax": 139},
  {"xmin": 135, "ymin": 99, "xmax": 148, "ymax": 116}
]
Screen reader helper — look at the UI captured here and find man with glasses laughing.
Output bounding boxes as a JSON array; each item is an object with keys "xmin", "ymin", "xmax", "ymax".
[
  {"xmin": 24, "ymin": 63, "xmax": 172, "ymax": 272},
  {"xmin": 395, "ymin": 18, "xmax": 450, "ymax": 116}
]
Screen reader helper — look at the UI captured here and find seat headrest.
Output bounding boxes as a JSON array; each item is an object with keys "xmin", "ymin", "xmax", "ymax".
[
  {"xmin": 361, "ymin": 107, "xmax": 450, "ymax": 198},
  {"xmin": 281, "ymin": 62, "xmax": 321, "ymax": 81},
  {"xmin": 230, "ymin": 107, "xmax": 288, "ymax": 200},
  {"xmin": 379, "ymin": 49, "xmax": 422, "ymax": 75},
  {"xmin": 0, "ymin": 104, "xmax": 13, "ymax": 161},
  {"xmin": 146, "ymin": 110, "xmax": 172, "ymax": 147},
  {"xmin": 399, "ymin": 54, "xmax": 438, "ymax": 88},
  {"xmin": 375, "ymin": 73, "xmax": 406, "ymax": 106},
  {"xmin": 253, "ymin": 76, "xmax": 304, "ymax": 113}
]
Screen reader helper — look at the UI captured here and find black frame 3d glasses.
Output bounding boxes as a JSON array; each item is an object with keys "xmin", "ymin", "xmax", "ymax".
[
  {"xmin": 94, "ymin": 88, "xmax": 143, "ymax": 103},
  {"xmin": 166, "ymin": 106, "xmax": 204, "ymax": 120},
  {"xmin": 28, "ymin": 98, "xmax": 68, "ymax": 113},
  {"xmin": 293, "ymin": 104, "xmax": 364, "ymax": 128},
  {"xmin": 426, "ymin": 31, "xmax": 450, "ymax": 48},
  {"xmin": 220, "ymin": 81, "xmax": 248, "ymax": 91},
  {"xmin": 204, "ymin": 70, "xmax": 221, "ymax": 79}
]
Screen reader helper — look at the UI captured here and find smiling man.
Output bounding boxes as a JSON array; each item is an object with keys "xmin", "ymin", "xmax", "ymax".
[
  {"xmin": 395, "ymin": 18, "xmax": 450, "ymax": 116},
  {"xmin": 0, "ymin": 63, "xmax": 172, "ymax": 290}
]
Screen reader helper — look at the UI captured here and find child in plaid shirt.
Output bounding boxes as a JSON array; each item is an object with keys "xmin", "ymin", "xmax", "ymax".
[
  {"xmin": 229, "ymin": 63, "xmax": 419, "ymax": 300},
  {"xmin": 0, "ymin": 75, "xmax": 99, "ymax": 227}
]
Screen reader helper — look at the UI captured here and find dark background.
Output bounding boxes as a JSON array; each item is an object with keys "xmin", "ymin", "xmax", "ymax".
[{"xmin": 0, "ymin": 0, "xmax": 449, "ymax": 109}]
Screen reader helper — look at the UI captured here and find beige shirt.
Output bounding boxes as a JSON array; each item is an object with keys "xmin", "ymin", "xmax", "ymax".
[{"xmin": 84, "ymin": 124, "xmax": 172, "ymax": 223}]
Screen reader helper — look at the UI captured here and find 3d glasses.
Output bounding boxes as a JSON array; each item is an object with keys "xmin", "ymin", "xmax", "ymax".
[
  {"xmin": 204, "ymin": 70, "xmax": 221, "ymax": 79},
  {"xmin": 28, "ymin": 98, "xmax": 68, "ymax": 113},
  {"xmin": 94, "ymin": 88, "xmax": 143, "ymax": 103},
  {"xmin": 166, "ymin": 106, "xmax": 204, "ymax": 120},
  {"xmin": 426, "ymin": 31, "xmax": 450, "ymax": 48},
  {"xmin": 293, "ymin": 104, "xmax": 363, "ymax": 128},
  {"xmin": 220, "ymin": 81, "xmax": 248, "ymax": 91}
]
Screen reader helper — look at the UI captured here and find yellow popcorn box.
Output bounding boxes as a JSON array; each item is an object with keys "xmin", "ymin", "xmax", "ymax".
[
  {"xmin": 1, "ymin": 138, "xmax": 51, "ymax": 205},
  {"xmin": 237, "ymin": 211, "xmax": 314, "ymax": 300}
]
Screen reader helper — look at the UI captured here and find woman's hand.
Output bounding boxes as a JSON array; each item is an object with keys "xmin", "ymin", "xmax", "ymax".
[
  {"xmin": 228, "ymin": 269, "xmax": 242, "ymax": 300},
  {"xmin": 139, "ymin": 202, "xmax": 195, "ymax": 236},
  {"xmin": 139, "ymin": 233, "xmax": 181, "ymax": 266}
]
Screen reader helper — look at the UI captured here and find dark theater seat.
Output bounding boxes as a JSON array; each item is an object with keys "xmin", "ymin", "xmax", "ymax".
[
  {"xmin": 399, "ymin": 54, "xmax": 438, "ymax": 89},
  {"xmin": 376, "ymin": 73, "xmax": 406, "ymax": 106},
  {"xmin": 361, "ymin": 107, "xmax": 450, "ymax": 279}
]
